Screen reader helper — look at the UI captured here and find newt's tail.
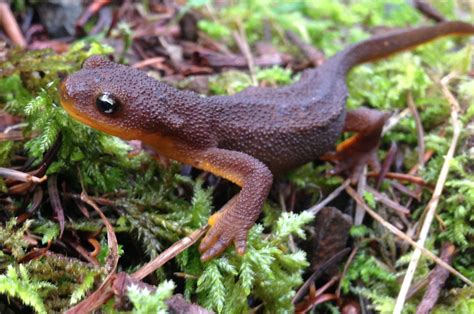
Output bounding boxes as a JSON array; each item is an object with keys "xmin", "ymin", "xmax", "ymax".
[{"xmin": 338, "ymin": 21, "xmax": 474, "ymax": 73}]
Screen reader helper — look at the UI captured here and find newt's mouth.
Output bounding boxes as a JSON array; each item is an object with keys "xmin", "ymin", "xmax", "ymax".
[{"xmin": 59, "ymin": 80, "xmax": 91, "ymax": 126}]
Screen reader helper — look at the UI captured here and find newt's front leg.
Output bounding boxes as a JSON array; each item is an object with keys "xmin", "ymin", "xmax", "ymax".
[{"xmin": 183, "ymin": 147, "xmax": 273, "ymax": 261}]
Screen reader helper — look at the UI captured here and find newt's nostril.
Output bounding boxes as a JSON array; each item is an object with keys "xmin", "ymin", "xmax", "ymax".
[{"xmin": 57, "ymin": 72, "xmax": 67, "ymax": 82}]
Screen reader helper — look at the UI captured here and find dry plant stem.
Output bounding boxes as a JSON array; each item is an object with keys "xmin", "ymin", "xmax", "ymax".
[
  {"xmin": 292, "ymin": 248, "xmax": 351, "ymax": 303},
  {"xmin": 365, "ymin": 186, "xmax": 410, "ymax": 215},
  {"xmin": 383, "ymin": 108, "xmax": 411, "ymax": 134},
  {"xmin": 345, "ymin": 186, "xmax": 472, "ymax": 287},
  {"xmin": 367, "ymin": 171, "xmax": 429, "ymax": 186},
  {"xmin": 65, "ymin": 192, "xmax": 119, "ymax": 314},
  {"xmin": 47, "ymin": 174, "xmax": 65, "ymax": 237},
  {"xmin": 3, "ymin": 122, "xmax": 28, "ymax": 133},
  {"xmin": 233, "ymin": 21, "xmax": 257, "ymax": 85},
  {"xmin": 391, "ymin": 181, "xmax": 421, "ymax": 200},
  {"xmin": 354, "ymin": 167, "xmax": 367, "ymax": 225},
  {"xmin": 376, "ymin": 142, "xmax": 397, "ymax": 189},
  {"xmin": 285, "ymin": 30, "xmax": 325, "ymax": 66},
  {"xmin": 407, "ymin": 92, "xmax": 425, "ymax": 173},
  {"xmin": 416, "ymin": 242, "xmax": 455, "ymax": 314},
  {"xmin": 132, "ymin": 225, "xmax": 209, "ymax": 280},
  {"xmin": 409, "ymin": 150, "xmax": 435, "ymax": 175},
  {"xmin": 0, "ymin": 3, "xmax": 26, "ymax": 47},
  {"xmin": 413, "ymin": 0, "xmax": 446, "ymax": 22},
  {"xmin": 0, "ymin": 131, "xmax": 23, "ymax": 140},
  {"xmin": 336, "ymin": 247, "xmax": 359, "ymax": 297},
  {"xmin": 394, "ymin": 75, "xmax": 463, "ymax": 314},
  {"xmin": 0, "ymin": 167, "xmax": 46, "ymax": 183},
  {"xmin": 132, "ymin": 57, "xmax": 165, "ymax": 68},
  {"xmin": 306, "ymin": 179, "xmax": 351, "ymax": 215}
]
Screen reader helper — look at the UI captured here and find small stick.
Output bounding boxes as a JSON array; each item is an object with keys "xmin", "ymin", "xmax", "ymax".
[
  {"xmin": 391, "ymin": 180, "xmax": 421, "ymax": 201},
  {"xmin": 65, "ymin": 192, "xmax": 119, "ymax": 314},
  {"xmin": 407, "ymin": 92, "xmax": 425, "ymax": 173},
  {"xmin": 354, "ymin": 167, "xmax": 367, "ymax": 225},
  {"xmin": 394, "ymin": 75, "xmax": 463, "ymax": 313},
  {"xmin": 47, "ymin": 175, "xmax": 65, "ymax": 237},
  {"xmin": 383, "ymin": 108, "xmax": 410, "ymax": 134},
  {"xmin": 132, "ymin": 57, "xmax": 166, "ymax": 69},
  {"xmin": 0, "ymin": 2, "xmax": 26, "ymax": 47},
  {"xmin": 0, "ymin": 167, "xmax": 46, "ymax": 183},
  {"xmin": 285, "ymin": 30, "xmax": 325, "ymax": 66},
  {"xmin": 367, "ymin": 171, "xmax": 430, "ymax": 187},
  {"xmin": 413, "ymin": 0, "xmax": 446, "ymax": 22},
  {"xmin": 365, "ymin": 186, "xmax": 410, "ymax": 215},
  {"xmin": 293, "ymin": 248, "xmax": 351, "ymax": 303},
  {"xmin": 416, "ymin": 242, "xmax": 455, "ymax": 314},
  {"xmin": 132, "ymin": 225, "xmax": 209, "ymax": 280},
  {"xmin": 376, "ymin": 142, "xmax": 397, "ymax": 190},
  {"xmin": 306, "ymin": 179, "xmax": 351, "ymax": 215},
  {"xmin": 345, "ymin": 186, "xmax": 472, "ymax": 287},
  {"xmin": 233, "ymin": 21, "xmax": 257, "ymax": 85},
  {"xmin": 336, "ymin": 247, "xmax": 358, "ymax": 297},
  {"xmin": 408, "ymin": 130, "xmax": 444, "ymax": 176},
  {"xmin": 408, "ymin": 149, "xmax": 435, "ymax": 175}
]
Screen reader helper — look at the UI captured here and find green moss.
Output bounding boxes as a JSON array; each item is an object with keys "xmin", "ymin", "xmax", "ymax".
[{"xmin": 1, "ymin": 0, "xmax": 473, "ymax": 312}]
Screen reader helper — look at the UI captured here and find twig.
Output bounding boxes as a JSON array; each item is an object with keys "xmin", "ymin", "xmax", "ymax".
[
  {"xmin": 306, "ymin": 179, "xmax": 351, "ymax": 215},
  {"xmin": 354, "ymin": 167, "xmax": 367, "ymax": 225},
  {"xmin": 394, "ymin": 75, "xmax": 463, "ymax": 313},
  {"xmin": 132, "ymin": 225, "xmax": 209, "ymax": 280},
  {"xmin": 367, "ymin": 171, "xmax": 430, "ymax": 187},
  {"xmin": 376, "ymin": 142, "xmax": 397, "ymax": 189},
  {"xmin": 365, "ymin": 186, "xmax": 410, "ymax": 215},
  {"xmin": 0, "ymin": 131, "xmax": 24, "ymax": 141},
  {"xmin": 391, "ymin": 180, "xmax": 421, "ymax": 201},
  {"xmin": 407, "ymin": 92, "xmax": 425, "ymax": 173},
  {"xmin": 408, "ymin": 149, "xmax": 435, "ymax": 175},
  {"xmin": 382, "ymin": 108, "xmax": 410, "ymax": 135},
  {"xmin": 0, "ymin": 167, "xmax": 46, "ymax": 183},
  {"xmin": 416, "ymin": 242, "xmax": 455, "ymax": 314},
  {"xmin": 345, "ymin": 186, "xmax": 472, "ymax": 287},
  {"xmin": 0, "ymin": 2, "xmax": 26, "ymax": 47},
  {"xmin": 295, "ymin": 276, "xmax": 340, "ymax": 313},
  {"xmin": 293, "ymin": 248, "xmax": 351, "ymax": 303},
  {"xmin": 413, "ymin": 0, "xmax": 446, "ymax": 22},
  {"xmin": 285, "ymin": 30, "xmax": 325, "ymax": 66},
  {"xmin": 233, "ymin": 21, "xmax": 257, "ymax": 85},
  {"xmin": 336, "ymin": 247, "xmax": 358, "ymax": 297},
  {"xmin": 65, "ymin": 191, "xmax": 119, "ymax": 313},
  {"xmin": 132, "ymin": 57, "xmax": 166, "ymax": 69},
  {"xmin": 47, "ymin": 174, "xmax": 65, "ymax": 238},
  {"xmin": 3, "ymin": 122, "xmax": 28, "ymax": 134}
]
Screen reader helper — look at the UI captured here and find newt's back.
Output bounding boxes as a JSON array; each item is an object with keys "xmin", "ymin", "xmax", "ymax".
[
  {"xmin": 209, "ymin": 21, "xmax": 474, "ymax": 173},
  {"xmin": 209, "ymin": 59, "xmax": 348, "ymax": 173}
]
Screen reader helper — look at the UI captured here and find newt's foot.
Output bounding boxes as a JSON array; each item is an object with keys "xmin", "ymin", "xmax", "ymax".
[
  {"xmin": 322, "ymin": 108, "xmax": 386, "ymax": 183},
  {"xmin": 199, "ymin": 211, "xmax": 249, "ymax": 261},
  {"xmin": 322, "ymin": 143, "xmax": 381, "ymax": 183}
]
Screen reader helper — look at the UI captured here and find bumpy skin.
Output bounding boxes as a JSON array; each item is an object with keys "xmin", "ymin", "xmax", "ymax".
[{"xmin": 59, "ymin": 21, "xmax": 474, "ymax": 261}]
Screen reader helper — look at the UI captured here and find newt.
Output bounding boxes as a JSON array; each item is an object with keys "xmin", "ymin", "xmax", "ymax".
[{"xmin": 59, "ymin": 21, "xmax": 474, "ymax": 261}]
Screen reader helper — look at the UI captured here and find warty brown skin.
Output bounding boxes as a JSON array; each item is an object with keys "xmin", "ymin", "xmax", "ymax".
[{"xmin": 59, "ymin": 21, "xmax": 474, "ymax": 261}]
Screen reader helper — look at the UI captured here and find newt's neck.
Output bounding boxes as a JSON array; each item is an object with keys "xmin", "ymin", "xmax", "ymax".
[{"xmin": 148, "ymin": 85, "xmax": 218, "ymax": 147}]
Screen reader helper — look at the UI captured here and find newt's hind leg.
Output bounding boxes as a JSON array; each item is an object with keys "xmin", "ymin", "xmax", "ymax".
[{"xmin": 322, "ymin": 107, "xmax": 387, "ymax": 183}]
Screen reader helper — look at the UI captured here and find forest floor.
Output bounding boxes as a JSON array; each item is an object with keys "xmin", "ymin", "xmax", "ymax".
[{"xmin": 0, "ymin": 0, "xmax": 473, "ymax": 313}]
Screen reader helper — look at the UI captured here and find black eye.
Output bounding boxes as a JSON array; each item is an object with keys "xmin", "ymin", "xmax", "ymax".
[{"xmin": 96, "ymin": 92, "xmax": 119, "ymax": 114}]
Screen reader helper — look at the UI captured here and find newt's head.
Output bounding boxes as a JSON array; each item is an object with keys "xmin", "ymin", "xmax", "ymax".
[{"xmin": 59, "ymin": 55, "xmax": 179, "ymax": 141}]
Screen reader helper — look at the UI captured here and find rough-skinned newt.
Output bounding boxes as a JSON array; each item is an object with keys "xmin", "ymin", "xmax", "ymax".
[{"xmin": 59, "ymin": 21, "xmax": 474, "ymax": 261}]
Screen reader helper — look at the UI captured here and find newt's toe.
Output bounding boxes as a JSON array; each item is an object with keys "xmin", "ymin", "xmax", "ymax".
[{"xmin": 199, "ymin": 210, "xmax": 251, "ymax": 261}]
